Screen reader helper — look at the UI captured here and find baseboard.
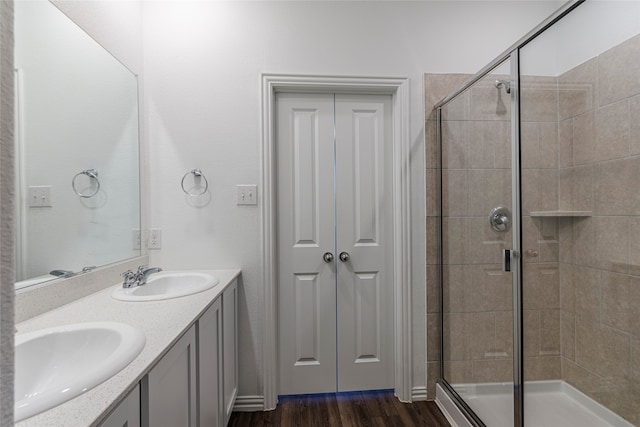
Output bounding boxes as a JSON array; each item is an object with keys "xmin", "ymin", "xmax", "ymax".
[
  {"xmin": 233, "ymin": 388, "xmax": 428, "ymax": 411},
  {"xmin": 411, "ymin": 386, "xmax": 427, "ymax": 401},
  {"xmin": 233, "ymin": 395, "xmax": 265, "ymax": 412}
]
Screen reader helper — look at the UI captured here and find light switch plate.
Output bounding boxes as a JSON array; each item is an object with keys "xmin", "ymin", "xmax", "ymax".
[
  {"xmin": 236, "ymin": 185, "xmax": 258, "ymax": 205},
  {"xmin": 28, "ymin": 186, "xmax": 52, "ymax": 207}
]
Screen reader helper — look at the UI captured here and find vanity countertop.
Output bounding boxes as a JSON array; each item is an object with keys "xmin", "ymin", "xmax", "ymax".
[{"xmin": 15, "ymin": 268, "xmax": 241, "ymax": 427}]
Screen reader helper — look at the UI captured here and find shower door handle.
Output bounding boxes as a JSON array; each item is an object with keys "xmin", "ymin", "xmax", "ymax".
[{"xmin": 503, "ymin": 249, "xmax": 511, "ymax": 272}]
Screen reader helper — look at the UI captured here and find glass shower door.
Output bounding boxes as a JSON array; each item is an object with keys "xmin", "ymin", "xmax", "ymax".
[
  {"xmin": 518, "ymin": 2, "xmax": 640, "ymax": 425},
  {"xmin": 440, "ymin": 57, "xmax": 517, "ymax": 426}
]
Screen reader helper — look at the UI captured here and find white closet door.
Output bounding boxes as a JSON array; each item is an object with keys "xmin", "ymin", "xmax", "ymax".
[
  {"xmin": 277, "ymin": 93, "xmax": 337, "ymax": 395},
  {"xmin": 277, "ymin": 92, "xmax": 393, "ymax": 394},
  {"xmin": 335, "ymin": 94, "xmax": 394, "ymax": 391}
]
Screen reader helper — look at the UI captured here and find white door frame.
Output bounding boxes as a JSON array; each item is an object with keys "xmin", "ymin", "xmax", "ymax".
[{"xmin": 260, "ymin": 74, "xmax": 412, "ymax": 409}]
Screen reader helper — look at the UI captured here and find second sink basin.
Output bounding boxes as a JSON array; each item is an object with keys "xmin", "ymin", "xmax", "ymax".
[
  {"xmin": 112, "ymin": 271, "xmax": 219, "ymax": 302},
  {"xmin": 15, "ymin": 322, "xmax": 145, "ymax": 422}
]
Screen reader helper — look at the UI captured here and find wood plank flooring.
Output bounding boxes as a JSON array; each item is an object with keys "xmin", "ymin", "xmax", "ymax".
[{"xmin": 228, "ymin": 391, "xmax": 451, "ymax": 427}]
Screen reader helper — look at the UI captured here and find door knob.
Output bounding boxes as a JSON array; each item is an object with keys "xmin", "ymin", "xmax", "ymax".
[
  {"xmin": 339, "ymin": 251, "xmax": 350, "ymax": 262},
  {"xmin": 323, "ymin": 252, "xmax": 334, "ymax": 263}
]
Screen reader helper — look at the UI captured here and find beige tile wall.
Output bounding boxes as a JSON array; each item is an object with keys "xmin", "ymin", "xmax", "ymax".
[
  {"xmin": 425, "ymin": 34, "xmax": 640, "ymax": 424},
  {"xmin": 556, "ymin": 33, "xmax": 640, "ymax": 425},
  {"xmin": 425, "ymin": 73, "xmax": 471, "ymax": 398},
  {"xmin": 520, "ymin": 75, "xmax": 562, "ymax": 383}
]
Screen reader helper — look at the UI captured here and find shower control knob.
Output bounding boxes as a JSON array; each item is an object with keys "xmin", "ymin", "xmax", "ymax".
[
  {"xmin": 339, "ymin": 251, "xmax": 350, "ymax": 262},
  {"xmin": 489, "ymin": 206, "xmax": 512, "ymax": 233},
  {"xmin": 323, "ymin": 252, "xmax": 334, "ymax": 263}
]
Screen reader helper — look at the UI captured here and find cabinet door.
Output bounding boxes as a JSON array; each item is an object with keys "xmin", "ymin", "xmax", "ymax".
[
  {"xmin": 198, "ymin": 298, "xmax": 223, "ymax": 427},
  {"xmin": 223, "ymin": 280, "xmax": 238, "ymax": 425},
  {"xmin": 145, "ymin": 325, "xmax": 197, "ymax": 427},
  {"xmin": 99, "ymin": 384, "xmax": 140, "ymax": 427}
]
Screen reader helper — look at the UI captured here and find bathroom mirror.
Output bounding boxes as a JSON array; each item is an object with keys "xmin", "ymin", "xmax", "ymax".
[{"xmin": 13, "ymin": 0, "xmax": 141, "ymax": 289}]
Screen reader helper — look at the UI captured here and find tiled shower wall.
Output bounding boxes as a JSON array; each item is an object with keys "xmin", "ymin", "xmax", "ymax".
[
  {"xmin": 520, "ymin": 75, "xmax": 563, "ymax": 381},
  {"xmin": 425, "ymin": 33, "xmax": 640, "ymax": 424},
  {"xmin": 425, "ymin": 73, "xmax": 470, "ymax": 399},
  {"xmin": 555, "ymin": 33, "xmax": 640, "ymax": 424}
]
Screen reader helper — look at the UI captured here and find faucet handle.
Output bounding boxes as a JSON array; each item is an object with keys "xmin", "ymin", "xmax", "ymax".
[
  {"xmin": 121, "ymin": 270, "xmax": 138, "ymax": 288},
  {"xmin": 136, "ymin": 265, "xmax": 148, "ymax": 274}
]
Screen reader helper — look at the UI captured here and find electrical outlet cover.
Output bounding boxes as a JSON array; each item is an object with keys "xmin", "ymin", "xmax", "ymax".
[{"xmin": 149, "ymin": 229, "xmax": 162, "ymax": 249}]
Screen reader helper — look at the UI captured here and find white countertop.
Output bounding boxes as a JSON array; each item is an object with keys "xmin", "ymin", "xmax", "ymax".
[{"xmin": 16, "ymin": 269, "xmax": 241, "ymax": 427}]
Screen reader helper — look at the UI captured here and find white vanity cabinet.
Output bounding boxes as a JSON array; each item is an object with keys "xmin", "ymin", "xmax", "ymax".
[
  {"xmin": 15, "ymin": 270, "xmax": 242, "ymax": 427},
  {"xmin": 99, "ymin": 384, "xmax": 141, "ymax": 427},
  {"xmin": 222, "ymin": 279, "xmax": 238, "ymax": 426},
  {"xmin": 141, "ymin": 278, "xmax": 238, "ymax": 427},
  {"xmin": 144, "ymin": 325, "xmax": 197, "ymax": 427},
  {"xmin": 196, "ymin": 278, "xmax": 238, "ymax": 427},
  {"xmin": 197, "ymin": 297, "xmax": 223, "ymax": 426}
]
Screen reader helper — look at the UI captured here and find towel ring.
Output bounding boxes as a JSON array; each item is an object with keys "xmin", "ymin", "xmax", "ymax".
[
  {"xmin": 72, "ymin": 169, "xmax": 100, "ymax": 198},
  {"xmin": 181, "ymin": 169, "xmax": 208, "ymax": 196}
]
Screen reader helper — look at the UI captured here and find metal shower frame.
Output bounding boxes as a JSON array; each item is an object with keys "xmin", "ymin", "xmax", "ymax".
[{"xmin": 434, "ymin": 1, "xmax": 585, "ymax": 426}]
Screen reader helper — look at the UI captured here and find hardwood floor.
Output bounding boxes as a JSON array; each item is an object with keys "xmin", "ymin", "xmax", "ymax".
[{"xmin": 228, "ymin": 391, "xmax": 451, "ymax": 427}]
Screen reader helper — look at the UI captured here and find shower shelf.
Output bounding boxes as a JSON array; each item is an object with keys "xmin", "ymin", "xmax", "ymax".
[{"xmin": 529, "ymin": 210, "xmax": 592, "ymax": 217}]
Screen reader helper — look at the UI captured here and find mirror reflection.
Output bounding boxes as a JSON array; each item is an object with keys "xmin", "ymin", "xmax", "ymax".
[{"xmin": 14, "ymin": 0, "xmax": 141, "ymax": 289}]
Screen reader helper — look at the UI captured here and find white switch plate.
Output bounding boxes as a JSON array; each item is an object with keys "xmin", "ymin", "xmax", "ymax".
[
  {"xmin": 132, "ymin": 229, "xmax": 141, "ymax": 250},
  {"xmin": 149, "ymin": 229, "xmax": 162, "ymax": 249},
  {"xmin": 236, "ymin": 185, "xmax": 257, "ymax": 205},
  {"xmin": 28, "ymin": 186, "xmax": 52, "ymax": 207}
]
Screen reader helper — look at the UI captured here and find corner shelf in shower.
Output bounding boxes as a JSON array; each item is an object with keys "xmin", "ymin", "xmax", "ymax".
[{"xmin": 529, "ymin": 210, "xmax": 592, "ymax": 217}]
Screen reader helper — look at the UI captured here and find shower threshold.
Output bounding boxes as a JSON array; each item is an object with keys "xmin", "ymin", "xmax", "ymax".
[{"xmin": 436, "ymin": 380, "xmax": 634, "ymax": 427}]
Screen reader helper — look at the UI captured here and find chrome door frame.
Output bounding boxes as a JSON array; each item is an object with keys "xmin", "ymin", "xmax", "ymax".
[
  {"xmin": 436, "ymin": 53, "xmax": 515, "ymax": 427},
  {"xmin": 510, "ymin": 48, "xmax": 523, "ymax": 427}
]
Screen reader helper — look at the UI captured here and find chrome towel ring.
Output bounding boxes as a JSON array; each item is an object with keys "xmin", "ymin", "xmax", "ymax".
[
  {"xmin": 72, "ymin": 169, "xmax": 100, "ymax": 198},
  {"xmin": 181, "ymin": 169, "xmax": 208, "ymax": 196}
]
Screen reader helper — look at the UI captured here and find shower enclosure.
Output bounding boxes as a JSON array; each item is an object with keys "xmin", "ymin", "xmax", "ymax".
[{"xmin": 435, "ymin": 1, "xmax": 640, "ymax": 426}]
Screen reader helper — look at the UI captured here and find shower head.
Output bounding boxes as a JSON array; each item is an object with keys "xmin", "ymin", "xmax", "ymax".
[{"xmin": 495, "ymin": 79, "xmax": 511, "ymax": 94}]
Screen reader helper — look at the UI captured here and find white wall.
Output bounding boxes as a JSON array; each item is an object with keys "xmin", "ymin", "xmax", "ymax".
[
  {"xmin": 142, "ymin": 0, "xmax": 563, "ymax": 400},
  {"xmin": 522, "ymin": 0, "xmax": 640, "ymax": 76},
  {"xmin": 556, "ymin": 0, "xmax": 640, "ymax": 73},
  {"xmin": 51, "ymin": 0, "xmax": 143, "ymax": 76}
]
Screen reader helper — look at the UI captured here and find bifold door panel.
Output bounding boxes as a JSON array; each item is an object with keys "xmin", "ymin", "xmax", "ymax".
[{"xmin": 277, "ymin": 93, "xmax": 393, "ymax": 395}]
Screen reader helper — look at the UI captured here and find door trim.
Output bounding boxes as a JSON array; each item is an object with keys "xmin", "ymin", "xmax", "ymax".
[{"xmin": 260, "ymin": 74, "xmax": 412, "ymax": 409}]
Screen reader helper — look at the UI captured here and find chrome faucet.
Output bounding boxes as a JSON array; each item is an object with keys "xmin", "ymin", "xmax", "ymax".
[
  {"xmin": 137, "ymin": 266, "xmax": 163, "ymax": 286},
  {"xmin": 121, "ymin": 266, "xmax": 163, "ymax": 288}
]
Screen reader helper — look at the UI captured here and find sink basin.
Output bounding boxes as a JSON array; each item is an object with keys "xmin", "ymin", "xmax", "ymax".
[
  {"xmin": 15, "ymin": 322, "xmax": 145, "ymax": 421},
  {"xmin": 111, "ymin": 271, "xmax": 219, "ymax": 302}
]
